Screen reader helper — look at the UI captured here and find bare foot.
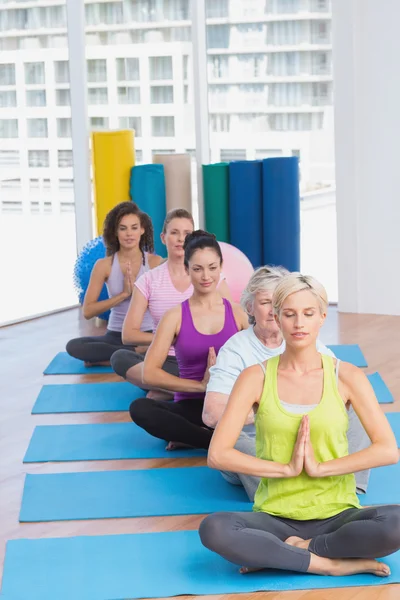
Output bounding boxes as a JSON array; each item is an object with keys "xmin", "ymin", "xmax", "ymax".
[
  {"xmin": 146, "ymin": 390, "xmax": 174, "ymax": 401},
  {"xmin": 165, "ymin": 441, "xmax": 196, "ymax": 451},
  {"xmin": 285, "ymin": 536, "xmax": 311, "ymax": 550},
  {"xmin": 84, "ymin": 360, "xmax": 111, "ymax": 367},
  {"xmin": 309, "ymin": 555, "xmax": 391, "ymax": 577},
  {"xmin": 239, "ymin": 566, "xmax": 265, "ymax": 574}
]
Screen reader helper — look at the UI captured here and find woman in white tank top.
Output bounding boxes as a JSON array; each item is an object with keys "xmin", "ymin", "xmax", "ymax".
[{"xmin": 66, "ymin": 202, "xmax": 162, "ymax": 366}]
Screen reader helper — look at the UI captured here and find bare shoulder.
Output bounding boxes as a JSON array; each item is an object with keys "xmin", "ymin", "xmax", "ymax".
[
  {"xmin": 238, "ymin": 363, "xmax": 265, "ymax": 385},
  {"xmin": 161, "ymin": 303, "xmax": 182, "ymax": 323},
  {"xmin": 148, "ymin": 253, "xmax": 163, "ymax": 269},
  {"xmin": 338, "ymin": 361, "xmax": 367, "ymax": 388},
  {"xmin": 231, "ymin": 302, "xmax": 249, "ymax": 327},
  {"xmin": 93, "ymin": 257, "xmax": 112, "ymax": 276}
]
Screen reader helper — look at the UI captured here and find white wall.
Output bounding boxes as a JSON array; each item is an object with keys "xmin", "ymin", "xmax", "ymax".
[{"xmin": 333, "ymin": 0, "xmax": 400, "ymax": 316}]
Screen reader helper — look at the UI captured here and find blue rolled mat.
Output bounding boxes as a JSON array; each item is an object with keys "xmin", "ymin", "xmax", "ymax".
[
  {"xmin": 262, "ymin": 156, "xmax": 300, "ymax": 271},
  {"xmin": 19, "ymin": 463, "xmax": 400, "ymax": 523},
  {"xmin": 130, "ymin": 164, "xmax": 166, "ymax": 258},
  {"xmin": 229, "ymin": 160, "xmax": 263, "ymax": 267},
  {"xmin": 32, "ymin": 382, "xmax": 142, "ymax": 414},
  {"xmin": 23, "ymin": 423, "xmax": 206, "ymax": 462},
  {"xmin": 19, "ymin": 467, "xmax": 250, "ymax": 522},
  {"xmin": 44, "ymin": 352, "xmax": 113, "ymax": 375},
  {"xmin": 3, "ymin": 532, "xmax": 400, "ymax": 600},
  {"xmin": 327, "ymin": 344, "xmax": 367, "ymax": 367},
  {"xmin": 368, "ymin": 373, "xmax": 394, "ymax": 404}
]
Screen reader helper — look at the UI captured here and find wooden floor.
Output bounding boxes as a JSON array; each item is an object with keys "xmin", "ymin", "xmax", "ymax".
[{"xmin": 1, "ymin": 306, "xmax": 400, "ymax": 600}]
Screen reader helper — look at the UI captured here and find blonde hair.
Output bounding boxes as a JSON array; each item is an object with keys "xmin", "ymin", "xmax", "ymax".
[
  {"xmin": 272, "ymin": 273, "xmax": 328, "ymax": 316},
  {"xmin": 241, "ymin": 265, "xmax": 289, "ymax": 324}
]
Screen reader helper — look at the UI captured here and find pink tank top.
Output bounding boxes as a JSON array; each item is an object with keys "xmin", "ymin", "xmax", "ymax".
[
  {"xmin": 173, "ymin": 298, "xmax": 238, "ymax": 402},
  {"xmin": 106, "ymin": 253, "xmax": 153, "ymax": 333}
]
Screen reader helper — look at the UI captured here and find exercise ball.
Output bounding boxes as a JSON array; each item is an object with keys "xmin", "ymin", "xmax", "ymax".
[
  {"xmin": 219, "ymin": 241, "xmax": 254, "ymax": 303},
  {"xmin": 73, "ymin": 236, "xmax": 110, "ymax": 321}
]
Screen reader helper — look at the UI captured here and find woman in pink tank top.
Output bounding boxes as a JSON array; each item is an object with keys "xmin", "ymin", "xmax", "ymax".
[
  {"xmin": 129, "ymin": 231, "xmax": 249, "ymax": 450},
  {"xmin": 66, "ymin": 202, "xmax": 162, "ymax": 366}
]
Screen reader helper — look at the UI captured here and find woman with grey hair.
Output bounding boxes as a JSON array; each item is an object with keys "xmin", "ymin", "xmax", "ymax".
[{"xmin": 202, "ymin": 265, "xmax": 370, "ymax": 501}]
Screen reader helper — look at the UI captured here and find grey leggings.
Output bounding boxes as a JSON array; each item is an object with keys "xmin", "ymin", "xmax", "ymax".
[
  {"xmin": 111, "ymin": 348, "xmax": 179, "ymax": 379},
  {"xmin": 199, "ymin": 505, "xmax": 400, "ymax": 572},
  {"xmin": 66, "ymin": 330, "xmax": 137, "ymax": 363}
]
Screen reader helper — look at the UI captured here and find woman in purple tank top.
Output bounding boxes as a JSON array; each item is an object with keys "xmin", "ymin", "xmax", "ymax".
[
  {"xmin": 66, "ymin": 202, "xmax": 162, "ymax": 366},
  {"xmin": 129, "ymin": 231, "xmax": 249, "ymax": 450}
]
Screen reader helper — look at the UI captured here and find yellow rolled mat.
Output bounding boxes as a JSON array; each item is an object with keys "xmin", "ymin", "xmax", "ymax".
[
  {"xmin": 153, "ymin": 153, "xmax": 191, "ymax": 212},
  {"xmin": 92, "ymin": 130, "xmax": 135, "ymax": 235}
]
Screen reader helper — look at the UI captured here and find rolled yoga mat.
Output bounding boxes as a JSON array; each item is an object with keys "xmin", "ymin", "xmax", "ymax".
[
  {"xmin": 92, "ymin": 129, "xmax": 135, "ymax": 235},
  {"xmin": 229, "ymin": 160, "xmax": 263, "ymax": 267},
  {"xmin": 19, "ymin": 463, "xmax": 400, "ymax": 522},
  {"xmin": 262, "ymin": 156, "xmax": 300, "ymax": 271},
  {"xmin": 202, "ymin": 162, "xmax": 230, "ymax": 242},
  {"xmin": 153, "ymin": 153, "xmax": 191, "ymax": 212},
  {"xmin": 23, "ymin": 423, "xmax": 207, "ymax": 462},
  {"xmin": 3, "ymin": 532, "xmax": 400, "ymax": 600},
  {"xmin": 130, "ymin": 164, "xmax": 166, "ymax": 257}
]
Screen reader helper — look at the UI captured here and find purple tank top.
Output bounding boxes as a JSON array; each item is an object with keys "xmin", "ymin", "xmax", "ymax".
[
  {"xmin": 106, "ymin": 253, "xmax": 153, "ymax": 333},
  {"xmin": 173, "ymin": 298, "xmax": 238, "ymax": 402}
]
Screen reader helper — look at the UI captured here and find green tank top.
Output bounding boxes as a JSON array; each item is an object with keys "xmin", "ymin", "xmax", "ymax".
[{"xmin": 253, "ymin": 354, "xmax": 361, "ymax": 520}]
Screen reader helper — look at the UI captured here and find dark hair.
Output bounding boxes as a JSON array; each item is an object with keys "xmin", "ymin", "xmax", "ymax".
[
  {"xmin": 162, "ymin": 208, "xmax": 194, "ymax": 234},
  {"xmin": 183, "ymin": 229, "xmax": 223, "ymax": 268},
  {"xmin": 102, "ymin": 201, "xmax": 154, "ymax": 261}
]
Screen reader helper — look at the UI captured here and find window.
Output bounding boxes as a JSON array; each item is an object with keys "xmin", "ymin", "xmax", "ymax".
[
  {"xmin": 119, "ymin": 116, "xmax": 142, "ymax": 136},
  {"xmin": 28, "ymin": 150, "xmax": 49, "ymax": 168},
  {"xmin": 56, "ymin": 89, "xmax": 70, "ymax": 106},
  {"xmin": 206, "ymin": 0, "xmax": 229, "ymax": 18},
  {"xmin": 209, "ymin": 55, "xmax": 229, "ymax": 79},
  {"xmin": 24, "ymin": 62, "xmax": 45, "ymax": 85},
  {"xmin": 90, "ymin": 117, "xmax": 109, "ymax": 129},
  {"xmin": 149, "ymin": 56, "xmax": 173, "ymax": 80},
  {"xmin": 54, "ymin": 60, "xmax": 69, "ymax": 83},
  {"xmin": 58, "ymin": 150, "xmax": 73, "ymax": 168},
  {"xmin": 87, "ymin": 59, "xmax": 107, "ymax": 83},
  {"xmin": 152, "ymin": 149, "xmax": 175, "ymax": 155},
  {"xmin": 183, "ymin": 55, "xmax": 189, "ymax": 79},
  {"xmin": 116, "ymin": 58, "xmax": 140, "ymax": 81},
  {"xmin": 211, "ymin": 114, "xmax": 230, "ymax": 133},
  {"xmin": 0, "ymin": 150, "xmax": 19, "ymax": 166},
  {"xmin": 255, "ymin": 149, "xmax": 283, "ymax": 159},
  {"xmin": 220, "ymin": 149, "xmax": 246, "ymax": 161},
  {"xmin": 88, "ymin": 88, "xmax": 108, "ymax": 105},
  {"xmin": 150, "ymin": 85, "xmax": 173, "ymax": 104},
  {"xmin": 135, "ymin": 149, "xmax": 143, "ymax": 163},
  {"xmin": 57, "ymin": 118, "xmax": 72, "ymax": 138},
  {"xmin": 0, "ymin": 91, "xmax": 16, "ymax": 107},
  {"xmin": 117, "ymin": 86, "xmax": 141, "ymax": 104},
  {"xmin": 151, "ymin": 116, "xmax": 175, "ymax": 137},
  {"xmin": 26, "ymin": 90, "xmax": 46, "ymax": 107},
  {"xmin": 86, "ymin": 2, "xmax": 123, "ymax": 26},
  {"xmin": 0, "ymin": 64, "xmax": 15, "ymax": 85},
  {"xmin": 27, "ymin": 118, "xmax": 48, "ymax": 138},
  {"xmin": 207, "ymin": 25, "xmax": 230, "ymax": 49}
]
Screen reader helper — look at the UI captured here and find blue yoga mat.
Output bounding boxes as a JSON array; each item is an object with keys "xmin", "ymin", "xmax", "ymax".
[
  {"xmin": 130, "ymin": 164, "xmax": 166, "ymax": 258},
  {"xmin": 327, "ymin": 344, "xmax": 368, "ymax": 367},
  {"xmin": 19, "ymin": 462, "xmax": 400, "ymax": 523},
  {"xmin": 44, "ymin": 352, "xmax": 113, "ymax": 375},
  {"xmin": 19, "ymin": 467, "xmax": 250, "ymax": 522},
  {"xmin": 386, "ymin": 413, "xmax": 400, "ymax": 445},
  {"xmin": 368, "ymin": 372, "xmax": 394, "ymax": 404},
  {"xmin": 262, "ymin": 157, "xmax": 300, "ymax": 272},
  {"xmin": 32, "ymin": 382, "xmax": 143, "ymax": 414},
  {"xmin": 23, "ymin": 423, "xmax": 207, "ymax": 462},
  {"xmin": 229, "ymin": 160, "xmax": 263, "ymax": 267},
  {"xmin": 3, "ymin": 531, "xmax": 400, "ymax": 600}
]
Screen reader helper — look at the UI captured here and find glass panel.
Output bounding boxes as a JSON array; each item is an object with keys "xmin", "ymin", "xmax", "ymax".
[
  {"xmin": 206, "ymin": 1, "xmax": 336, "ymax": 299},
  {"xmin": 0, "ymin": 0, "xmax": 78, "ymax": 324}
]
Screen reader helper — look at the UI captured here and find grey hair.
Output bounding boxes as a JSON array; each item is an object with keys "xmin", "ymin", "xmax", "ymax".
[
  {"xmin": 241, "ymin": 265, "xmax": 289, "ymax": 324},
  {"xmin": 273, "ymin": 272, "xmax": 328, "ymax": 317}
]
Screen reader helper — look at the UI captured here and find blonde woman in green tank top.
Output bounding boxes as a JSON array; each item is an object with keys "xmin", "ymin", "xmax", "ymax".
[{"xmin": 200, "ymin": 273, "xmax": 400, "ymax": 578}]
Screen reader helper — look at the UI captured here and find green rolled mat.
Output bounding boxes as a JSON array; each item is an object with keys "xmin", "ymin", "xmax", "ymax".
[{"xmin": 202, "ymin": 162, "xmax": 230, "ymax": 242}]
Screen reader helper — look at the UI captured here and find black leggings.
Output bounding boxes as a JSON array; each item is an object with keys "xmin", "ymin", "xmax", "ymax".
[
  {"xmin": 129, "ymin": 397, "xmax": 213, "ymax": 449},
  {"xmin": 111, "ymin": 349, "xmax": 179, "ymax": 379},
  {"xmin": 66, "ymin": 330, "xmax": 137, "ymax": 363},
  {"xmin": 199, "ymin": 505, "xmax": 400, "ymax": 572}
]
